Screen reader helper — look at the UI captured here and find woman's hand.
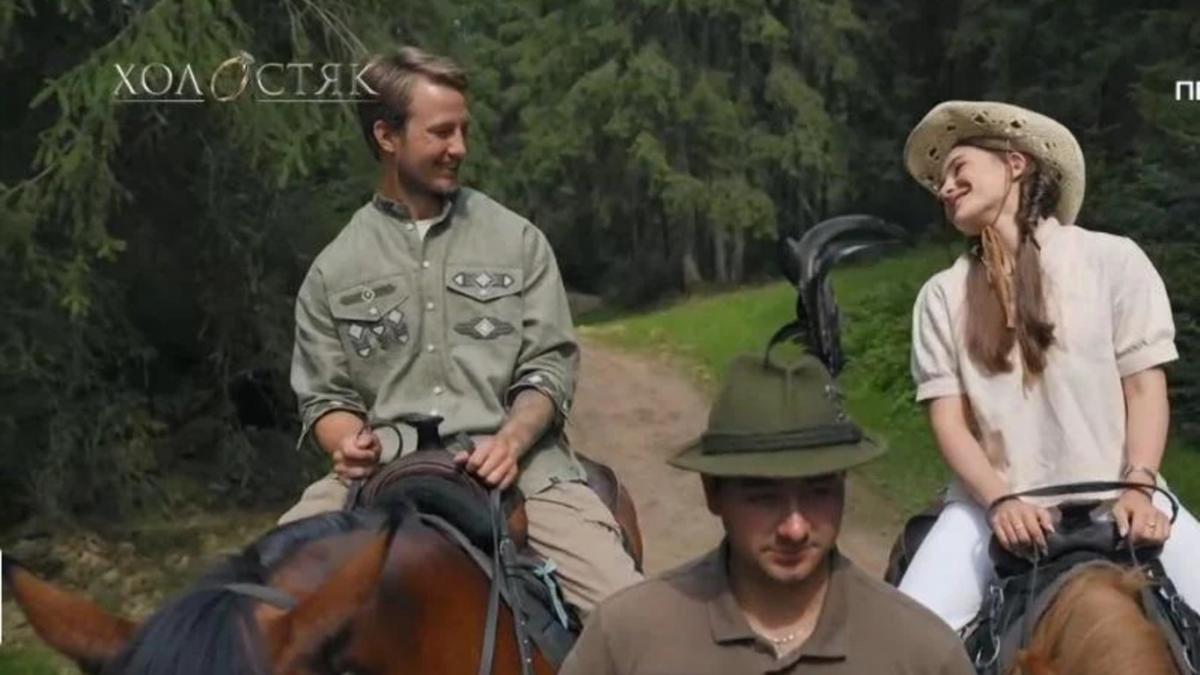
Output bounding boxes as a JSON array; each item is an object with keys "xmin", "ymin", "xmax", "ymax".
[
  {"xmin": 989, "ymin": 498, "xmax": 1055, "ymax": 554},
  {"xmin": 1113, "ymin": 488, "xmax": 1171, "ymax": 546}
]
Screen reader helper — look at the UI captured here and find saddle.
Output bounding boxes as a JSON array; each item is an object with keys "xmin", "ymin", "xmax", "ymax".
[
  {"xmin": 342, "ymin": 415, "xmax": 642, "ymax": 672},
  {"xmin": 963, "ymin": 487, "xmax": 1199, "ymax": 675},
  {"xmin": 889, "ymin": 482, "xmax": 1200, "ymax": 675}
]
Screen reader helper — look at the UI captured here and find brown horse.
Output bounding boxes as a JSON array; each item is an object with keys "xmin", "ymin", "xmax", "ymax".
[
  {"xmin": 4, "ymin": 502, "xmax": 557, "ymax": 675},
  {"xmin": 1015, "ymin": 566, "xmax": 1178, "ymax": 675}
]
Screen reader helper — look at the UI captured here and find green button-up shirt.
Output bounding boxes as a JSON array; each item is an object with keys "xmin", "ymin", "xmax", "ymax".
[{"xmin": 291, "ymin": 188, "xmax": 584, "ymax": 493}]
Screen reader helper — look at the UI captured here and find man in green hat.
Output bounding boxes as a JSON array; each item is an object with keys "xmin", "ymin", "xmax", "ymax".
[{"xmin": 559, "ymin": 218, "xmax": 974, "ymax": 673}]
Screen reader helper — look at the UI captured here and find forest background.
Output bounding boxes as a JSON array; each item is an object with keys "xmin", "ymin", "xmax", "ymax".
[{"xmin": 1, "ymin": 0, "xmax": 1198, "ymax": 526}]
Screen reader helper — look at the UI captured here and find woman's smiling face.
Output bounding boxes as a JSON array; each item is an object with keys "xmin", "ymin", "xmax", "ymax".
[{"xmin": 937, "ymin": 144, "xmax": 1028, "ymax": 236}]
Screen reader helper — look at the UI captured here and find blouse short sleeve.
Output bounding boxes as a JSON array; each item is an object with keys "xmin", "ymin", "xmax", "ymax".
[
  {"xmin": 1112, "ymin": 238, "xmax": 1178, "ymax": 377},
  {"xmin": 911, "ymin": 277, "xmax": 963, "ymax": 402}
]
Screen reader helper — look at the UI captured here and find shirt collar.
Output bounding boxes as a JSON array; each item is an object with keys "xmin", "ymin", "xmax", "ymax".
[
  {"xmin": 791, "ymin": 551, "xmax": 849, "ymax": 661},
  {"xmin": 706, "ymin": 543, "xmax": 850, "ymax": 664},
  {"xmin": 706, "ymin": 544, "xmax": 757, "ymax": 643},
  {"xmin": 371, "ymin": 191, "xmax": 456, "ymax": 225}
]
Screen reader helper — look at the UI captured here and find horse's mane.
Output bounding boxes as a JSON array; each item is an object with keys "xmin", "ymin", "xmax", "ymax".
[
  {"xmin": 105, "ymin": 506, "xmax": 408, "ymax": 675},
  {"xmin": 1016, "ymin": 565, "xmax": 1178, "ymax": 675}
]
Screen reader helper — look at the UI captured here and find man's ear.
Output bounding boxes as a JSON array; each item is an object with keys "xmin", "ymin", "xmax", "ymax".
[
  {"xmin": 373, "ymin": 120, "xmax": 403, "ymax": 157},
  {"xmin": 3, "ymin": 556, "xmax": 138, "ymax": 671}
]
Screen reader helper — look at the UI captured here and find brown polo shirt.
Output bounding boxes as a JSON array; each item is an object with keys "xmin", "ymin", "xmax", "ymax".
[{"xmin": 560, "ymin": 545, "xmax": 974, "ymax": 674}]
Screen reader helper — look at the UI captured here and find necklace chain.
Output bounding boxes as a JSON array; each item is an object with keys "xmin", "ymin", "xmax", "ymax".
[{"xmin": 765, "ymin": 631, "xmax": 799, "ymax": 645}]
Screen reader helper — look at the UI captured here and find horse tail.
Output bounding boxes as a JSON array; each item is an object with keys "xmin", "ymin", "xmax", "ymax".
[{"xmin": 1016, "ymin": 565, "xmax": 1177, "ymax": 675}]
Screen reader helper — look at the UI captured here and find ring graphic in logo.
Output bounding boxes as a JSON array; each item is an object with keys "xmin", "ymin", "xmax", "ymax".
[{"xmin": 211, "ymin": 51, "xmax": 255, "ymax": 102}]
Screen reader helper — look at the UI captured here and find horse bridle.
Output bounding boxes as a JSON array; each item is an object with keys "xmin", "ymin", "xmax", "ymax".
[{"xmin": 220, "ymin": 582, "xmax": 298, "ymax": 610}]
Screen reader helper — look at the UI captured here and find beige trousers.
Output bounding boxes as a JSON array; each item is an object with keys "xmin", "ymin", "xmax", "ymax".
[{"xmin": 278, "ymin": 475, "xmax": 642, "ymax": 618}]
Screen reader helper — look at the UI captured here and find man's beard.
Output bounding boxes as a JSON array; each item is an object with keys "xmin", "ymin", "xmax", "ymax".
[{"xmin": 396, "ymin": 161, "xmax": 456, "ymax": 198}]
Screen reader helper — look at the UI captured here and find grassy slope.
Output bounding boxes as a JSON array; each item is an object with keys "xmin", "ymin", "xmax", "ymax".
[{"xmin": 583, "ymin": 246, "xmax": 1200, "ymax": 514}]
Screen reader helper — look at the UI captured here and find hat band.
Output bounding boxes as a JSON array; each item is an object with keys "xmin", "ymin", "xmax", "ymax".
[{"xmin": 701, "ymin": 423, "xmax": 863, "ymax": 455}]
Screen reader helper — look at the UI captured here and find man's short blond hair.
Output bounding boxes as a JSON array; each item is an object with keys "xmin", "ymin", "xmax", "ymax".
[{"xmin": 357, "ymin": 46, "xmax": 468, "ymax": 158}]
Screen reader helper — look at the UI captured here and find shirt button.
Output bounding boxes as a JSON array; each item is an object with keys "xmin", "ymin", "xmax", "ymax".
[
  {"xmin": 434, "ymin": 385, "xmax": 444, "ymax": 395},
  {"xmin": 425, "ymin": 301, "xmax": 435, "ymax": 311},
  {"xmin": 422, "ymin": 260, "xmax": 431, "ymax": 269},
  {"xmin": 368, "ymin": 307, "xmax": 378, "ymax": 316},
  {"xmin": 405, "ymin": 223, "xmax": 415, "ymax": 231},
  {"xmin": 430, "ymin": 408, "xmax": 440, "ymax": 416},
  {"xmin": 426, "ymin": 344, "xmax": 436, "ymax": 353}
]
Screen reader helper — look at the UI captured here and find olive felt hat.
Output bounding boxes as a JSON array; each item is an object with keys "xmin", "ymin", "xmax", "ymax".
[
  {"xmin": 669, "ymin": 351, "xmax": 882, "ymax": 477},
  {"xmin": 671, "ymin": 215, "xmax": 906, "ymax": 478}
]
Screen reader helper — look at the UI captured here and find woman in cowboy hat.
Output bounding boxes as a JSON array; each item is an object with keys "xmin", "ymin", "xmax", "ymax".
[{"xmin": 896, "ymin": 100, "xmax": 1200, "ymax": 629}]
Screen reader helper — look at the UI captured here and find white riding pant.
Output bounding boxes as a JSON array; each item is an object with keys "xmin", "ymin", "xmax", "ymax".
[{"xmin": 897, "ymin": 490, "xmax": 1200, "ymax": 631}]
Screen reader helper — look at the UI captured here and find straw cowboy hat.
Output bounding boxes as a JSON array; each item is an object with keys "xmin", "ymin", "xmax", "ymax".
[
  {"xmin": 904, "ymin": 101, "xmax": 1086, "ymax": 224},
  {"xmin": 670, "ymin": 350, "xmax": 883, "ymax": 478}
]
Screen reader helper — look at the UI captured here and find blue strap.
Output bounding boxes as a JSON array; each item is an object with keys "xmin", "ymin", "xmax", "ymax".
[{"xmin": 531, "ymin": 558, "xmax": 571, "ymax": 629}]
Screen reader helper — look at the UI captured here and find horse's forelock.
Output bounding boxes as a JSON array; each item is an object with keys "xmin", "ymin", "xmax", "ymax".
[
  {"xmin": 1020, "ymin": 566, "xmax": 1177, "ymax": 675},
  {"xmin": 107, "ymin": 588, "xmax": 270, "ymax": 675}
]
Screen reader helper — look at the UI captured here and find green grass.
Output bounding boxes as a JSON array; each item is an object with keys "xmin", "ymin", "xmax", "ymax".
[
  {"xmin": 585, "ymin": 245, "xmax": 1200, "ymax": 515},
  {"xmin": 0, "ymin": 647, "xmax": 69, "ymax": 675}
]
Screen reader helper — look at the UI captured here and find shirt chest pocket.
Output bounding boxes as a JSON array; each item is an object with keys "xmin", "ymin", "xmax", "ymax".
[
  {"xmin": 329, "ymin": 275, "xmax": 412, "ymax": 360},
  {"xmin": 445, "ymin": 266, "xmax": 524, "ymax": 344}
]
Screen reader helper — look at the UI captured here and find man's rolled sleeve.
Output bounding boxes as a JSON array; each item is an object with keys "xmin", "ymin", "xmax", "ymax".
[
  {"xmin": 505, "ymin": 225, "xmax": 579, "ymax": 423},
  {"xmin": 291, "ymin": 266, "xmax": 366, "ymax": 448}
]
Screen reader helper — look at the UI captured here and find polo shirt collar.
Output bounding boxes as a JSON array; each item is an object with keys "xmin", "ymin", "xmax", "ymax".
[
  {"xmin": 706, "ymin": 544, "xmax": 757, "ymax": 643},
  {"xmin": 791, "ymin": 551, "xmax": 849, "ymax": 660},
  {"xmin": 705, "ymin": 542, "xmax": 850, "ymax": 664}
]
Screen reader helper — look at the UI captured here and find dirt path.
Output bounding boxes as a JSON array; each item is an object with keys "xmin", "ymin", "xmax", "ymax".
[{"xmin": 569, "ymin": 336, "xmax": 900, "ymax": 577}]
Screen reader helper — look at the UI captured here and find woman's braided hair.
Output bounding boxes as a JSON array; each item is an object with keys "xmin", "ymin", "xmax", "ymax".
[{"xmin": 962, "ymin": 139, "xmax": 1062, "ymax": 377}]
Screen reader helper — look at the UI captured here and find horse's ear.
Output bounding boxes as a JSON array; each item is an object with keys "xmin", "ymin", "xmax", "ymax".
[
  {"xmin": 264, "ymin": 532, "xmax": 392, "ymax": 673},
  {"xmin": 3, "ymin": 555, "xmax": 138, "ymax": 670}
]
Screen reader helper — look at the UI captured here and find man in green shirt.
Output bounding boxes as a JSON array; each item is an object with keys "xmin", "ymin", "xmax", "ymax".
[{"xmin": 278, "ymin": 46, "xmax": 641, "ymax": 618}]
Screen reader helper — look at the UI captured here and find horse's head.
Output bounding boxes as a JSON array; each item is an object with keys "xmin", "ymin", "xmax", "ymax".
[
  {"xmin": 3, "ymin": 509, "xmax": 403, "ymax": 675},
  {"xmin": 6, "ymin": 501, "xmax": 551, "ymax": 675},
  {"xmin": 1013, "ymin": 565, "xmax": 1178, "ymax": 675}
]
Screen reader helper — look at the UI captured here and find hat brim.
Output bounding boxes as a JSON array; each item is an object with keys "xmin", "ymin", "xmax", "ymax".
[
  {"xmin": 903, "ymin": 100, "xmax": 1085, "ymax": 225},
  {"xmin": 668, "ymin": 438, "xmax": 885, "ymax": 478}
]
